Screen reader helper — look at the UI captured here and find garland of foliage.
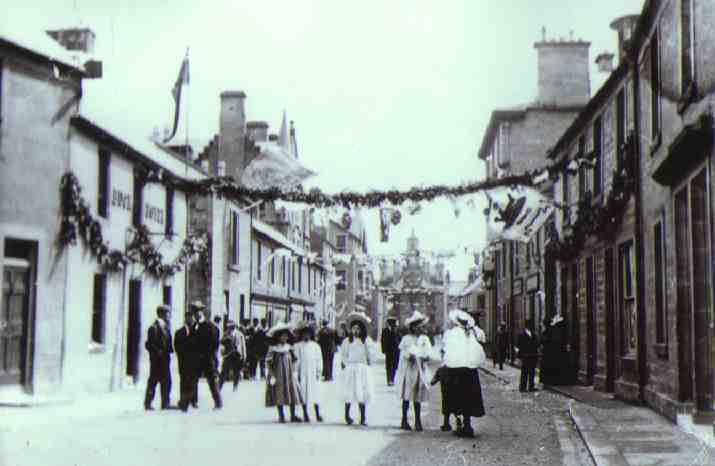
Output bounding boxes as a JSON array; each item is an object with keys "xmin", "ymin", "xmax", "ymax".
[
  {"xmin": 59, "ymin": 172, "xmax": 210, "ymax": 279},
  {"xmin": 544, "ymin": 137, "xmax": 637, "ymax": 263}
]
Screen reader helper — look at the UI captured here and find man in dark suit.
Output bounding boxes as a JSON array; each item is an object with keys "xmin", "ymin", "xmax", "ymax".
[
  {"xmin": 381, "ymin": 317, "xmax": 400, "ymax": 385},
  {"xmin": 318, "ymin": 320, "xmax": 337, "ymax": 381},
  {"xmin": 194, "ymin": 302, "xmax": 223, "ymax": 409},
  {"xmin": 516, "ymin": 319, "xmax": 540, "ymax": 392},
  {"xmin": 253, "ymin": 319, "xmax": 268, "ymax": 380},
  {"xmin": 144, "ymin": 305, "xmax": 174, "ymax": 410},
  {"xmin": 175, "ymin": 309, "xmax": 199, "ymax": 412}
]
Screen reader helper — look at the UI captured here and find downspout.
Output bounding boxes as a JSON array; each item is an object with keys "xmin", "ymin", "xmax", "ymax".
[
  {"xmin": 249, "ymin": 209, "xmax": 254, "ymax": 321},
  {"xmin": 631, "ymin": 48, "xmax": 648, "ymax": 403}
]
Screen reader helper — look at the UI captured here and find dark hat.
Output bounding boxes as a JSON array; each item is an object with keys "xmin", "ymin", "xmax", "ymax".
[
  {"xmin": 157, "ymin": 304, "xmax": 171, "ymax": 314},
  {"xmin": 189, "ymin": 301, "xmax": 206, "ymax": 310}
]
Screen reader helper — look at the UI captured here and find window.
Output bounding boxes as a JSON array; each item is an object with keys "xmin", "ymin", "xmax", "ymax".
[
  {"xmin": 224, "ymin": 290, "xmax": 230, "ymax": 316},
  {"xmin": 654, "ymin": 220, "xmax": 667, "ymax": 347},
  {"xmin": 616, "ymin": 89, "xmax": 626, "ymax": 170},
  {"xmin": 163, "ymin": 285, "xmax": 172, "ymax": 306},
  {"xmin": 358, "ymin": 270, "xmax": 364, "ymax": 290},
  {"xmin": 514, "ymin": 243, "xmax": 520, "ymax": 275},
  {"xmin": 526, "ymin": 242, "xmax": 532, "ymax": 270},
  {"xmin": 336, "ymin": 270, "xmax": 347, "ymax": 290},
  {"xmin": 282, "ymin": 257, "xmax": 287, "ymax": 287},
  {"xmin": 618, "ymin": 240, "xmax": 636, "ymax": 355},
  {"xmin": 308, "ymin": 265, "xmax": 311, "ymax": 293},
  {"xmin": 578, "ymin": 136, "xmax": 587, "ymax": 201},
  {"xmin": 92, "ymin": 274, "xmax": 107, "ymax": 344},
  {"xmin": 650, "ymin": 29, "xmax": 661, "ymax": 141},
  {"xmin": 291, "ymin": 262, "xmax": 296, "ymax": 290},
  {"xmin": 336, "ymin": 234, "xmax": 347, "ymax": 253},
  {"xmin": 239, "ymin": 294, "xmax": 245, "ymax": 322},
  {"xmin": 501, "ymin": 247, "xmax": 507, "ymax": 278},
  {"xmin": 98, "ymin": 148, "xmax": 110, "ymax": 218},
  {"xmin": 256, "ymin": 242, "xmax": 262, "ymax": 281},
  {"xmin": 593, "ymin": 116, "xmax": 603, "ymax": 196},
  {"xmin": 298, "ymin": 258, "xmax": 303, "ymax": 291},
  {"xmin": 681, "ymin": 0, "xmax": 694, "ymax": 95},
  {"xmin": 165, "ymin": 187, "xmax": 174, "ymax": 236},
  {"xmin": 132, "ymin": 172, "xmax": 143, "ymax": 228},
  {"xmin": 270, "ymin": 251, "xmax": 275, "ymax": 285},
  {"xmin": 230, "ymin": 212, "xmax": 239, "ymax": 266},
  {"xmin": 562, "ymin": 172, "xmax": 570, "ymax": 224},
  {"xmin": 494, "ymin": 253, "xmax": 501, "ymax": 282}
]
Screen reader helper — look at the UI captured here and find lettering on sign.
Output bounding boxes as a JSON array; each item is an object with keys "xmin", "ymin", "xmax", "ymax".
[
  {"xmin": 145, "ymin": 204, "xmax": 164, "ymax": 225},
  {"xmin": 111, "ymin": 190, "xmax": 132, "ymax": 211}
]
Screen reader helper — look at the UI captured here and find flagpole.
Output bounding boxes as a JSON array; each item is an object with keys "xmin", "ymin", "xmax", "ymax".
[{"xmin": 184, "ymin": 46, "xmax": 190, "ymax": 178}]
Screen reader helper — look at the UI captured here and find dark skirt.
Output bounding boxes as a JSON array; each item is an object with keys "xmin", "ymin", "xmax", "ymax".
[
  {"xmin": 439, "ymin": 368, "xmax": 458, "ymax": 415},
  {"xmin": 451, "ymin": 367, "xmax": 485, "ymax": 418}
]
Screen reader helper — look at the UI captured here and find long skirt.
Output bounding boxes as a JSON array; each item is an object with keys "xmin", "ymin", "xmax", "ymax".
[
  {"xmin": 450, "ymin": 367, "xmax": 485, "ymax": 418},
  {"xmin": 440, "ymin": 368, "xmax": 458, "ymax": 415},
  {"xmin": 340, "ymin": 363, "xmax": 374, "ymax": 404}
]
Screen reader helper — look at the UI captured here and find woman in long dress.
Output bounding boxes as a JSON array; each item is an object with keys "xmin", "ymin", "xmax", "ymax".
[
  {"xmin": 395, "ymin": 311, "xmax": 432, "ymax": 431},
  {"xmin": 340, "ymin": 311, "xmax": 376, "ymax": 426},
  {"xmin": 443, "ymin": 309, "xmax": 486, "ymax": 438},
  {"xmin": 265, "ymin": 323, "xmax": 304, "ymax": 423},
  {"xmin": 294, "ymin": 323, "xmax": 324, "ymax": 422}
]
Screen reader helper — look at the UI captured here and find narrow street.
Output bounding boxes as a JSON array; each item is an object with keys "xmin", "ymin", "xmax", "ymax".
[{"xmin": 1, "ymin": 361, "xmax": 591, "ymax": 466}]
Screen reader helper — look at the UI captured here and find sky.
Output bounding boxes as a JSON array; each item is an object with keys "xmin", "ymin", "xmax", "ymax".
[{"xmin": 3, "ymin": 0, "xmax": 644, "ymax": 281}]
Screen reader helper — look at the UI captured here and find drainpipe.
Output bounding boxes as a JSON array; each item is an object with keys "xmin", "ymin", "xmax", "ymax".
[
  {"xmin": 249, "ymin": 209, "xmax": 254, "ymax": 321},
  {"xmin": 631, "ymin": 50, "xmax": 648, "ymax": 404}
]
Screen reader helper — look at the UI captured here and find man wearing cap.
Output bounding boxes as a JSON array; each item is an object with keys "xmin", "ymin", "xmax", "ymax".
[
  {"xmin": 193, "ymin": 302, "xmax": 223, "ymax": 409},
  {"xmin": 144, "ymin": 305, "xmax": 174, "ymax": 410},
  {"xmin": 219, "ymin": 320, "xmax": 246, "ymax": 392},
  {"xmin": 381, "ymin": 317, "xmax": 400, "ymax": 386},
  {"xmin": 175, "ymin": 309, "xmax": 199, "ymax": 412},
  {"xmin": 317, "ymin": 320, "xmax": 337, "ymax": 381}
]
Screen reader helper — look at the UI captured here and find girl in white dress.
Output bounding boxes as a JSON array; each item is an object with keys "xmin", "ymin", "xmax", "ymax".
[
  {"xmin": 294, "ymin": 324, "xmax": 324, "ymax": 422},
  {"xmin": 395, "ymin": 311, "xmax": 432, "ymax": 431},
  {"xmin": 340, "ymin": 311, "xmax": 376, "ymax": 426}
]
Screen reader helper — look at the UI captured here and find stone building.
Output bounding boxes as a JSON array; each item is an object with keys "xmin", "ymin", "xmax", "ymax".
[{"xmin": 478, "ymin": 33, "xmax": 591, "ymax": 353}]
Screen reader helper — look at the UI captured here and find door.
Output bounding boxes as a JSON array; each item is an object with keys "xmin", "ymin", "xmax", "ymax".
[
  {"xmin": 570, "ymin": 262, "xmax": 580, "ymax": 376},
  {"xmin": 1, "ymin": 261, "xmax": 30, "ymax": 385},
  {"xmin": 586, "ymin": 256, "xmax": 596, "ymax": 385},
  {"xmin": 675, "ymin": 187, "xmax": 694, "ymax": 402},
  {"xmin": 126, "ymin": 280, "xmax": 142, "ymax": 382},
  {"xmin": 604, "ymin": 248, "xmax": 616, "ymax": 392}
]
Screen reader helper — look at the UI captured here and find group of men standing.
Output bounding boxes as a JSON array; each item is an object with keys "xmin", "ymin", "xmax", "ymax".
[{"xmin": 143, "ymin": 301, "xmax": 223, "ymax": 412}]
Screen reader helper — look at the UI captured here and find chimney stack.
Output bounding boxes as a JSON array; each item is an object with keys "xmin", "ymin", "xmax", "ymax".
[
  {"xmin": 219, "ymin": 90, "xmax": 247, "ymax": 179},
  {"xmin": 595, "ymin": 52, "xmax": 615, "ymax": 73},
  {"xmin": 534, "ymin": 30, "xmax": 591, "ymax": 107},
  {"xmin": 610, "ymin": 15, "xmax": 640, "ymax": 62},
  {"xmin": 246, "ymin": 121, "xmax": 269, "ymax": 142}
]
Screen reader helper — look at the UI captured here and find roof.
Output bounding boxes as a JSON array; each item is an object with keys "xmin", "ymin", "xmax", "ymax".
[
  {"xmin": 71, "ymin": 112, "xmax": 207, "ymax": 183},
  {"xmin": 252, "ymin": 219, "xmax": 307, "ymax": 256},
  {"xmin": 477, "ymin": 107, "xmax": 528, "ymax": 160},
  {"xmin": 0, "ymin": 25, "xmax": 84, "ymax": 73}
]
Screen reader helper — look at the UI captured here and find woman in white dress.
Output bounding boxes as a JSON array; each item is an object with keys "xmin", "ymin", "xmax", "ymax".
[
  {"xmin": 394, "ymin": 311, "xmax": 432, "ymax": 431},
  {"xmin": 340, "ymin": 311, "xmax": 376, "ymax": 426},
  {"xmin": 294, "ymin": 323, "xmax": 324, "ymax": 422}
]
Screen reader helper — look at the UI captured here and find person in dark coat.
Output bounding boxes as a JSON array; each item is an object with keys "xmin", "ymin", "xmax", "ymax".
[
  {"xmin": 254, "ymin": 319, "xmax": 269, "ymax": 380},
  {"xmin": 144, "ymin": 305, "xmax": 174, "ymax": 410},
  {"xmin": 193, "ymin": 302, "xmax": 223, "ymax": 409},
  {"xmin": 540, "ymin": 314, "xmax": 571, "ymax": 385},
  {"xmin": 516, "ymin": 319, "xmax": 540, "ymax": 392},
  {"xmin": 493, "ymin": 322, "xmax": 508, "ymax": 370},
  {"xmin": 380, "ymin": 317, "xmax": 400, "ymax": 385},
  {"xmin": 317, "ymin": 320, "xmax": 337, "ymax": 381},
  {"xmin": 245, "ymin": 319, "xmax": 257, "ymax": 379},
  {"xmin": 175, "ymin": 309, "xmax": 198, "ymax": 412}
]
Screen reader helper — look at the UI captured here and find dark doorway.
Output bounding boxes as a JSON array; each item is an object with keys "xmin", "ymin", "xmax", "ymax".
[
  {"xmin": 674, "ymin": 186, "xmax": 693, "ymax": 403},
  {"xmin": 604, "ymin": 248, "xmax": 616, "ymax": 392},
  {"xmin": 570, "ymin": 262, "xmax": 580, "ymax": 378},
  {"xmin": 586, "ymin": 256, "xmax": 596, "ymax": 385},
  {"xmin": 126, "ymin": 279, "xmax": 142, "ymax": 383}
]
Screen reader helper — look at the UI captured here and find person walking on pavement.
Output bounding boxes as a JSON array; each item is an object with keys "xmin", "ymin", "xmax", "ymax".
[
  {"xmin": 516, "ymin": 319, "xmax": 539, "ymax": 392},
  {"xmin": 245, "ymin": 319, "xmax": 257, "ymax": 379},
  {"xmin": 380, "ymin": 317, "xmax": 400, "ymax": 386},
  {"xmin": 317, "ymin": 320, "xmax": 337, "ymax": 381},
  {"xmin": 494, "ymin": 322, "xmax": 508, "ymax": 371},
  {"xmin": 395, "ymin": 311, "xmax": 432, "ymax": 432},
  {"xmin": 254, "ymin": 319, "xmax": 269, "ymax": 380},
  {"xmin": 294, "ymin": 323, "xmax": 324, "ymax": 422},
  {"xmin": 265, "ymin": 322, "xmax": 304, "ymax": 423},
  {"xmin": 175, "ymin": 309, "xmax": 199, "ymax": 412},
  {"xmin": 144, "ymin": 305, "xmax": 174, "ymax": 411},
  {"xmin": 340, "ymin": 311, "xmax": 376, "ymax": 426},
  {"xmin": 219, "ymin": 320, "xmax": 247, "ymax": 391},
  {"xmin": 193, "ymin": 302, "xmax": 223, "ymax": 409},
  {"xmin": 442, "ymin": 309, "xmax": 487, "ymax": 438}
]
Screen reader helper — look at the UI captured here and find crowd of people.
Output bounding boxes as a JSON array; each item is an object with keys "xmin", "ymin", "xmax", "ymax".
[{"xmin": 142, "ymin": 302, "xmax": 491, "ymax": 438}]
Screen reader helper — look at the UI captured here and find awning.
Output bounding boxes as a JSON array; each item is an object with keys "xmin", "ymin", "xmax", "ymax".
[{"xmin": 652, "ymin": 113, "xmax": 713, "ymax": 186}]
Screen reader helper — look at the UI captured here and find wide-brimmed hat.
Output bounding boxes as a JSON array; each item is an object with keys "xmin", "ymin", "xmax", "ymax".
[
  {"xmin": 266, "ymin": 321, "xmax": 294, "ymax": 338},
  {"xmin": 189, "ymin": 301, "xmax": 206, "ymax": 311},
  {"xmin": 346, "ymin": 310, "xmax": 372, "ymax": 328},
  {"xmin": 448, "ymin": 309, "xmax": 474, "ymax": 329},
  {"xmin": 405, "ymin": 310, "xmax": 429, "ymax": 328}
]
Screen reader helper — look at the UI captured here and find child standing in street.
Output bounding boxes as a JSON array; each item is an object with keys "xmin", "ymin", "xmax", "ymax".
[
  {"xmin": 340, "ymin": 311, "xmax": 376, "ymax": 426},
  {"xmin": 265, "ymin": 322, "xmax": 304, "ymax": 423},
  {"xmin": 294, "ymin": 323, "xmax": 324, "ymax": 422},
  {"xmin": 395, "ymin": 311, "xmax": 432, "ymax": 432}
]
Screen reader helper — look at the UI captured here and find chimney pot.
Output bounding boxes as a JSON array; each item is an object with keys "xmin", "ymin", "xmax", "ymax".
[
  {"xmin": 610, "ymin": 15, "xmax": 640, "ymax": 61},
  {"xmin": 247, "ymin": 121, "xmax": 269, "ymax": 142},
  {"xmin": 595, "ymin": 52, "xmax": 615, "ymax": 73}
]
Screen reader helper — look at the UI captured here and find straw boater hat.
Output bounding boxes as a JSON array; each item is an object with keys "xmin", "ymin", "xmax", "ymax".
[
  {"xmin": 448, "ymin": 309, "xmax": 475, "ymax": 329},
  {"xmin": 404, "ymin": 310, "xmax": 429, "ymax": 328},
  {"xmin": 266, "ymin": 321, "xmax": 294, "ymax": 338},
  {"xmin": 346, "ymin": 310, "xmax": 372, "ymax": 328}
]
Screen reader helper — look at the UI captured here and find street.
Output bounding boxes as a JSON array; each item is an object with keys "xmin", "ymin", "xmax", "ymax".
[{"xmin": 1, "ymin": 361, "xmax": 589, "ymax": 466}]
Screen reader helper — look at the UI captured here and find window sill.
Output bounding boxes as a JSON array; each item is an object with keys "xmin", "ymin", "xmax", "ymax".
[
  {"xmin": 88, "ymin": 342, "xmax": 106, "ymax": 354},
  {"xmin": 654, "ymin": 343, "xmax": 668, "ymax": 359}
]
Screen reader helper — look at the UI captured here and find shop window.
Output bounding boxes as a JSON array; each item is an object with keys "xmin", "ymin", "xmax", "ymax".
[
  {"xmin": 92, "ymin": 274, "xmax": 107, "ymax": 344},
  {"xmin": 98, "ymin": 148, "xmax": 110, "ymax": 218}
]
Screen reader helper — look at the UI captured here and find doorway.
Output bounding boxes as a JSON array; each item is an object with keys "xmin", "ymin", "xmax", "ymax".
[
  {"xmin": 126, "ymin": 279, "xmax": 142, "ymax": 383},
  {"xmin": 604, "ymin": 248, "xmax": 616, "ymax": 392},
  {"xmin": 586, "ymin": 256, "xmax": 596, "ymax": 385}
]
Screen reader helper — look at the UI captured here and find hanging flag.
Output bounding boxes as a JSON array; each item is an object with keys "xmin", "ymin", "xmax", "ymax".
[
  {"xmin": 484, "ymin": 185, "xmax": 555, "ymax": 243},
  {"xmin": 164, "ymin": 51, "xmax": 190, "ymax": 143}
]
